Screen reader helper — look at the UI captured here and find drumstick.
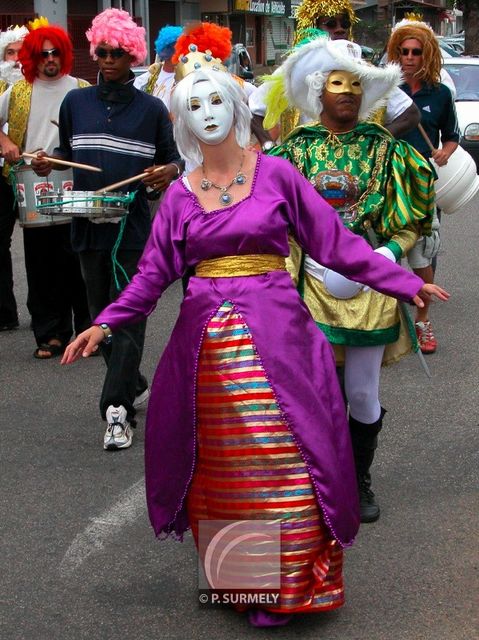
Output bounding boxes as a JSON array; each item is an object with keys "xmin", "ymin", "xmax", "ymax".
[
  {"xmin": 22, "ymin": 152, "xmax": 102, "ymax": 173},
  {"xmin": 94, "ymin": 165, "xmax": 166, "ymax": 194},
  {"xmin": 417, "ymin": 123, "xmax": 436, "ymax": 154}
]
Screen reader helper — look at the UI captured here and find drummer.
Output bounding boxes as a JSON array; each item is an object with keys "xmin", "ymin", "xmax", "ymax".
[
  {"xmin": 0, "ymin": 18, "xmax": 90, "ymax": 357},
  {"xmin": 387, "ymin": 19, "xmax": 459, "ymax": 354},
  {"xmin": 32, "ymin": 8, "xmax": 182, "ymax": 451}
]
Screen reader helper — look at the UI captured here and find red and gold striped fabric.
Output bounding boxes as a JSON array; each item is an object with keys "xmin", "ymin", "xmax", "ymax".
[{"xmin": 187, "ymin": 300, "xmax": 344, "ymax": 613}]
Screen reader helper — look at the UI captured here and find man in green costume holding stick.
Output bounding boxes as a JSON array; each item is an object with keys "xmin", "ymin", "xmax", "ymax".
[{"xmin": 264, "ymin": 35, "xmax": 435, "ymax": 523}]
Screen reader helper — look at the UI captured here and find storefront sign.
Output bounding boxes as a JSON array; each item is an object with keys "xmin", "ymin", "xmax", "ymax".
[
  {"xmin": 290, "ymin": 0, "xmax": 301, "ymax": 19},
  {"xmin": 234, "ymin": 0, "xmax": 288, "ymax": 16}
]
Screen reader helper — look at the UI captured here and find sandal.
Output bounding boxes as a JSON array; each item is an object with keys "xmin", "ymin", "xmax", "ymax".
[{"xmin": 33, "ymin": 340, "xmax": 65, "ymax": 360}]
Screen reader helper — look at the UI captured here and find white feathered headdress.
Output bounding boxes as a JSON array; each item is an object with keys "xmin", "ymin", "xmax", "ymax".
[{"xmin": 263, "ymin": 37, "xmax": 402, "ymax": 126}]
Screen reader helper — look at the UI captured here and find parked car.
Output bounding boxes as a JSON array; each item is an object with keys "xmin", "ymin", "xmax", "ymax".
[
  {"xmin": 436, "ymin": 37, "xmax": 463, "ymax": 57},
  {"xmin": 438, "ymin": 35, "xmax": 465, "ymax": 54},
  {"xmin": 443, "ymin": 58, "xmax": 479, "ymax": 171},
  {"xmin": 226, "ymin": 44, "xmax": 254, "ymax": 83},
  {"xmin": 360, "ymin": 45, "xmax": 376, "ymax": 62}
]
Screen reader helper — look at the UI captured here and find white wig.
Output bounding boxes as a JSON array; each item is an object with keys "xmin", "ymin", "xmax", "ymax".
[
  {"xmin": 170, "ymin": 68, "xmax": 252, "ymax": 166},
  {"xmin": 0, "ymin": 25, "xmax": 29, "ymax": 61}
]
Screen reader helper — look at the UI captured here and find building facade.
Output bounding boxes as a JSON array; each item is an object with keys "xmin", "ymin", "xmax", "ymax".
[
  {"xmin": 0, "ymin": 0, "xmax": 201, "ymax": 82},
  {"xmin": 1, "ymin": 0, "xmax": 456, "ymax": 78},
  {"xmin": 201, "ymin": 0, "xmax": 296, "ymax": 66}
]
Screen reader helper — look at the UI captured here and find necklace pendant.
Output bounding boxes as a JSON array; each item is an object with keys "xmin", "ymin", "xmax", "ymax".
[
  {"xmin": 235, "ymin": 172, "xmax": 246, "ymax": 185},
  {"xmin": 201, "ymin": 178, "xmax": 212, "ymax": 191},
  {"xmin": 219, "ymin": 191, "xmax": 233, "ymax": 205}
]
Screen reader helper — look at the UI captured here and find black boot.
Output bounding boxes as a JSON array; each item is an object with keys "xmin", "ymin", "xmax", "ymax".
[{"xmin": 349, "ymin": 409, "xmax": 385, "ymax": 524}]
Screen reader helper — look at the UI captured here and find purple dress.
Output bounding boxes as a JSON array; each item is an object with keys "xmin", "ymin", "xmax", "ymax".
[{"xmin": 96, "ymin": 153, "xmax": 423, "ymax": 548}]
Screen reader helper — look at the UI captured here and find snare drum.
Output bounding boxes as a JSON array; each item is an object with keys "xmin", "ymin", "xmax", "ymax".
[
  {"xmin": 13, "ymin": 165, "xmax": 73, "ymax": 228},
  {"xmin": 36, "ymin": 190, "xmax": 129, "ymax": 220}
]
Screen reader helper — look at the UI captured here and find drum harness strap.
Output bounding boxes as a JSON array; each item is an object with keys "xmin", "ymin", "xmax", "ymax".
[
  {"xmin": 111, "ymin": 213, "xmax": 132, "ymax": 292},
  {"xmin": 8, "ymin": 159, "xmax": 31, "ymax": 209}
]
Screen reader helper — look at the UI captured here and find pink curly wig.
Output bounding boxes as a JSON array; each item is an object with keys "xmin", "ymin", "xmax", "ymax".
[
  {"xmin": 86, "ymin": 8, "xmax": 147, "ymax": 66},
  {"xmin": 19, "ymin": 25, "xmax": 73, "ymax": 84}
]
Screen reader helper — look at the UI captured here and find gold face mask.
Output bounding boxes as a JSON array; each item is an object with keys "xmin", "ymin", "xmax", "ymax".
[{"xmin": 325, "ymin": 71, "xmax": 362, "ymax": 95}]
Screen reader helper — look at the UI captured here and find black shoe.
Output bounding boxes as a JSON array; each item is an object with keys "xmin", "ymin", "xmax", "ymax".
[
  {"xmin": 0, "ymin": 320, "xmax": 19, "ymax": 332},
  {"xmin": 359, "ymin": 473, "xmax": 380, "ymax": 523}
]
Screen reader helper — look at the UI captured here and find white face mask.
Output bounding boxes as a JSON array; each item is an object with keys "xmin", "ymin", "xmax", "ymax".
[{"xmin": 186, "ymin": 79, "xmax": 233, "ymax": 145}]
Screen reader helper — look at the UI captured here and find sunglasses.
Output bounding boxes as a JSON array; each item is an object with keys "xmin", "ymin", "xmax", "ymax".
[
  {"xmin": 320, "ymin": 17, "xmax": 351, "ymax": 30},
  {"xmin": 400, "ymin": 47, "xmax": 423, "ymax": 56},
  {"xmin": 95, "ymin": 47, "xmax": 126, "ymax": 59},
  {"xmin": 40, "ymin": 48, "xmax": 60, "ymax": 59}
]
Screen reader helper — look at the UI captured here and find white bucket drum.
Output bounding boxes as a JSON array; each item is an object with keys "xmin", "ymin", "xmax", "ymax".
[
  {"xmin": 36, "ymin": 190, "xmax": 129, "ymax": 221},
  {"xmin": 433, "ymin": 145, "xmax": 479, "ymax": 215},
  {"xmin": 14, "ymin": 165, "xmax": 73, "ymax": 227}
]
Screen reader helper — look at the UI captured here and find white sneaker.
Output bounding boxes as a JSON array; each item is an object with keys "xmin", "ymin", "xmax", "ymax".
[
  {"xmin": 104, "ymin": 405, "xmax": 132, "ymax": 450},
  {"xmin": 133, "ymin": 387, "xmax": 149, "ymax": 409}
]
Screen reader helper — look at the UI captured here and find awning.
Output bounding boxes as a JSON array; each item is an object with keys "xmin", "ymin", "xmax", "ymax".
[{"xmin": 393, "ymin": 0, "xmax": 444, "ymax": 11}]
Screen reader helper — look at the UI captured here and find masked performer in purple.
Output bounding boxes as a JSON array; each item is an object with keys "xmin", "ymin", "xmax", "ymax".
[{"xmin": 62, "ymin": 45, "xmax": 448, "ymax": 627}]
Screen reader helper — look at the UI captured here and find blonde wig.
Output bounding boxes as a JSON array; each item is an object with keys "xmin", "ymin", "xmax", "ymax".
[{"xmin": 387, "ymin": 24, "xmax": 441, "ymax": 85}]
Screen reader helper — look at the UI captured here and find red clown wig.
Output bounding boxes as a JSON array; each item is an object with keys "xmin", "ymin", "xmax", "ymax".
[
  {"xmin": 19, "ymin": 25, "xmax": 73, "ymax": 84},
  {"xmin": 172, "ymin": 22, "xmax": 232, "ymax": 65}
]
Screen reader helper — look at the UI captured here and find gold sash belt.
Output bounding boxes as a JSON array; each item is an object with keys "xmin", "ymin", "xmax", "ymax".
[{"xmin": 195, "ymin": 254, "xmax": 286, "ymax": 278}]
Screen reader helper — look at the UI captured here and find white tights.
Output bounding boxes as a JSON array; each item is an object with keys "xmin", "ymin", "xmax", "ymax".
[{"xmin": 343, "ymin": 344, "xmax": 386, "ymax": 424}]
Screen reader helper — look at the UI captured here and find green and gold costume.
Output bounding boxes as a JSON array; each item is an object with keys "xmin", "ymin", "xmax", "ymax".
[{"xmin": 270, "ymin": 121, "xmax": 435, "ymax": 364}]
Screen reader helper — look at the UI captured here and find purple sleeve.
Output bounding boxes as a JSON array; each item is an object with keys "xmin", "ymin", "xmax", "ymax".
[
  {"xmin": 283, "ymin": 162, "xmax": 423, "ymax": 301},
  {"xmin": 95, "ymin": 187, "xmax": 186, "ymax": 330}
]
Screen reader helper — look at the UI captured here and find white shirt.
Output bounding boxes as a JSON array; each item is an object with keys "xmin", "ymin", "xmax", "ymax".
[
  {"xmin": 0, "ymin": 74, "xmax": 78, "ymax": 159},
  {"xmin": 134, "ymin": 67, "xmax": 176, "ymax": 111}
]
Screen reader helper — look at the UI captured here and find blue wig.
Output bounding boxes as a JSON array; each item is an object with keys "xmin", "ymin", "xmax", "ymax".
[{"xmin": 155, "ymin": 25, "xmax": 183, "ymax": 59}]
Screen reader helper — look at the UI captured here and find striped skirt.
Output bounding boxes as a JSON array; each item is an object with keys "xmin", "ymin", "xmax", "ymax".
[{"xmin": 187, "ymin": 300, "xmax": 344, "ymax": 613}]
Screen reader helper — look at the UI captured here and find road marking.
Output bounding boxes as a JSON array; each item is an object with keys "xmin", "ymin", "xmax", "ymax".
[{"xmin": 59, "ymin": 479, "xmax": 146, "ymax": 577}]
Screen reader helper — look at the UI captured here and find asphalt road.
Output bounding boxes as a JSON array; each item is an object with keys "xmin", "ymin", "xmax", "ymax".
[{"xmin": 1, "ymin": 197, "xmax": 478, "ymax": 640}]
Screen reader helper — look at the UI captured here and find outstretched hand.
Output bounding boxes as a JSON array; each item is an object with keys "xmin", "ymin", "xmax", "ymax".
[
  {"xmin": 61, "ymin": 326, "xmax": 104, "ymax": 364},
  {"xmin": 412, "ymin": 283, "xmax": 450, "ymax": 308}
]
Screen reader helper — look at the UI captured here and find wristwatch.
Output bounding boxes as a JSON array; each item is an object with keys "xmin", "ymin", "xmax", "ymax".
[
  {"xmin": 98, "ymin": 323, "xmax": 113, "ymax": 344},
  {"xmin": 262, "ymin": 140, "xmax": 275, "ymax": 152}
]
